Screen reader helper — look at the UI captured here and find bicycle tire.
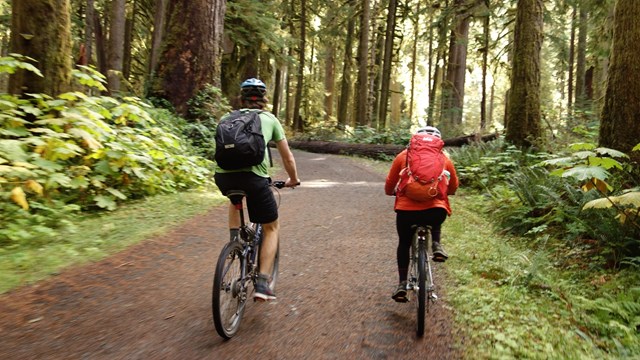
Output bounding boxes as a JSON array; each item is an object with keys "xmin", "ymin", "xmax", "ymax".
[
  {"xmin": 416, "ymin": 240, "xmax": 427, "ymax": 337},
  {"xmin": 212, "ymin": 241, "xmax": 246, "ymax": 339}
]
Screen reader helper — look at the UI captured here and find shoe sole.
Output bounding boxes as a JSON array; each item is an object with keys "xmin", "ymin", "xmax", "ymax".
[
  {"xmin": 254, "ymin": 293, "xmax": 276, "ymax": 301},
  {"xmin": 392, "ymin": 291, "xmax": 408, "ymax": 303},
  {"xmin": 432, "ymin": 253, "xmax": 448, "ymax": 262}
]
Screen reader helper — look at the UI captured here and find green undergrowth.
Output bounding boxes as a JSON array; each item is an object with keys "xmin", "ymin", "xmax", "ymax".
[
  {"xmin": 444, "ymin": 191, "xmax": 639, "ymax": 359},
  {"xmin": 0, "ymin": 190, "xmax": 225, "ymax": 294}
]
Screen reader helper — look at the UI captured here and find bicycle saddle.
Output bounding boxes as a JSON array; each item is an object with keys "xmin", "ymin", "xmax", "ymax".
[{"xmin": 226, "ymin": 190, "xmax": 246, "ymax": 205}]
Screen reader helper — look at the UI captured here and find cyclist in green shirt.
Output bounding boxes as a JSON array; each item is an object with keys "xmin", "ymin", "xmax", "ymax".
[{"xmin": 214, "ymin": 78, "xmax": 301, "ymax": 301}]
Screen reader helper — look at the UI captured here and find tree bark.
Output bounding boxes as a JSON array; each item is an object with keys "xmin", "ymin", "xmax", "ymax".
[
  {"xmin": 355, "ymin": 0, "xmax": 371, "ymax": 127},
  {"xmin": 441, "ymin": 0, "xmax": 471, "ymax": 133},
  {"xmin": 9, "ymin": 0, "xmax": 73, "ymax": 96},
  {"xmin": 600, "ymin": 0, "xmax": 640, "ymax": 164},
  {"xmin": 378, "ymin": 0, "xmax": 398, "ymax": 128},
  {"xmin": 337, "ymin": 0, "xmax": 356, "ymax": 129},
  {"xmin": 83, "ymin": 0, "xmax": 95, "ymax": 66},
  {"xmin": 150, "ymin": 0, "xmax": 225, "ymax": 115},
  {"xmin": 293, "ymin": 0, "xmax": 306, "ymax": 132},
  {"xmin": 575, "ymin": 6, "xmax": 588, "ymax": 110},
  {"xmin": 505, "ymin": 0, "xmax": 544, "ymax": 148},
  {"xmin": 148, "ymin": 0, "xmax": 168, "ymax": 82},
  {"xmin": 107, "ymin": 0, "xmax": 126, "ymax": 94}
]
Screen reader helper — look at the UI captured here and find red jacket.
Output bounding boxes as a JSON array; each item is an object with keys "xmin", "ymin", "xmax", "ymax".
[{"xmin": 384, "ymin": 149, "xmax": 459, "ymax": 215}]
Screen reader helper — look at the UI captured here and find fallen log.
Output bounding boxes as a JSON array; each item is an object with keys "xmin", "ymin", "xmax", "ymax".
[{"xmin": 287, "ymin": 133, "xmax": 499, "ymax": 160}]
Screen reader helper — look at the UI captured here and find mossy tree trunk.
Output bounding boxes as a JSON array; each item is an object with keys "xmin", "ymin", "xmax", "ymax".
[
  {"xmin": 9, "ymin": 0, "xmax": 72, "ymax": 96},
  {"xmin": 505, "ymin": 0, "xmax": 544, "ymax": 148},
  {"xmin": 355, "ymin": 0, "xmax": 370, "ymax": 127},
  {"xmin": 599, "ymin": 0, "xmax": 640, "ymax": 164},
  {"xmin": 440, "ymin": 0, "xmax": 471, "ymax": 135},
  {"xmin": 150, "ymin": 0, "xmax": 225, "ymax": 116}
]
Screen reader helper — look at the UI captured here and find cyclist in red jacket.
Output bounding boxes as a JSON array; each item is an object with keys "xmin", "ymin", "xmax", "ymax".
[{"xmin": 384, "ymin": 126, "xmax": 459, "ymax": 302}]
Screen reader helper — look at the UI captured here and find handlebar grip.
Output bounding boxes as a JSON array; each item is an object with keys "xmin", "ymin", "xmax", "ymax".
[{"xmin": 272, "ymin": 180, "xmax": 300, "ymax": 189}]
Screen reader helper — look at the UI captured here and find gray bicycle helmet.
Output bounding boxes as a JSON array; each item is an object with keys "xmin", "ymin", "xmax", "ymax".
[
  {"xmin": 240, "ymin": 78, "xmax": 267, "ymax": 99},
  {"xmin": 415, "ymin": 126, "xmax": 442, "ymax": 138}
]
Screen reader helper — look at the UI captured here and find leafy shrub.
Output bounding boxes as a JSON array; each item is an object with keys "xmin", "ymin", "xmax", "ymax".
[
  {"xmin": 0, "ymin": 56, "xmax": 215, "ymax": 247},
  {"xmin": 449, "ymin": 139, "xmax": 550, "ymax": 191},
  {"xmin": 184, "ymin": 85, "xmax": 231, "ymax": 159}
]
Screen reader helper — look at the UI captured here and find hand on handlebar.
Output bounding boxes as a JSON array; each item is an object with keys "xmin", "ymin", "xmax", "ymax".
[
  {"xmin": 271, "ymin": 179, "xmax": 301, "ymax": 189},
  {"xmin": 284, "ymin": 178, "xmax": 301, "ymax": 188}
]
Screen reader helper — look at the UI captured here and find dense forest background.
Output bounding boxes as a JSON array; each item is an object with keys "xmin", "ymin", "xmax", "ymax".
[
  {"xmin": 2, "ymin": 0, "xmax": 638, "ymax": 150},
  {"xmin": 2, "ymin": 0, "xmax": 640, "ymax": 256},
  {"xmin": 1, "ymin": 0, "xmax": 640, "ymax": 357}
]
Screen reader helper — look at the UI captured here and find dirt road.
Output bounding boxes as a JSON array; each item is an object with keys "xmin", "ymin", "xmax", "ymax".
[{"xmin": 0, "ymin": 150, "xmax": 461, "ymax": 359}]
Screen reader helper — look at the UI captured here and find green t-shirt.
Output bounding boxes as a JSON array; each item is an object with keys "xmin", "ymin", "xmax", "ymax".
[{"xmin": 214, "ymin": 109, "xmax": 285, "ymax": 178}]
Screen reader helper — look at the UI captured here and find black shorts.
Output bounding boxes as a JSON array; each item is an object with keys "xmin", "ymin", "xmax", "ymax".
[{"xmin": 214, "ymin": 172, "xmax": 278, "ymax": 224}]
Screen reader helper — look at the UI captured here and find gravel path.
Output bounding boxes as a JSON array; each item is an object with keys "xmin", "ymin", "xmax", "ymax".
[{"xmin": 0, "ymin": 150, "xmax": 461, "ymax": 359}]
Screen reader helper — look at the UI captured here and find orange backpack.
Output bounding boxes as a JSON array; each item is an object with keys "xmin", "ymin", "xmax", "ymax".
[{"xmin": 397, "ymin": 133, "xmax": 449, "ymax": 201}]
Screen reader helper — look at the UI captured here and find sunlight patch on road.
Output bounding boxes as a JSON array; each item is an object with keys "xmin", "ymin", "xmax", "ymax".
[
  {"xmin": 308, "ymin": 156, "xmax": 328, "ymax": 161},
  {"xmin": 302, "ymin": 179, "xmax": 384, "ymax": 188}
]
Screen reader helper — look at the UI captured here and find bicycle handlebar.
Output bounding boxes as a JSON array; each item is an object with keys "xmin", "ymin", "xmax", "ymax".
[{"xmin": 271, "ymin": 180, "xmax": 301, "ymax": 189}]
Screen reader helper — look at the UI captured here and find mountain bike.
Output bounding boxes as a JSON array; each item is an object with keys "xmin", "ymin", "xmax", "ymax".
[
  {"xmin": 407, "ymin": 225, "xmax": 438, "ymax": 337},
  {"xmin": 212, "ymin": 180, "xmax": 290, "ymax": 339}
]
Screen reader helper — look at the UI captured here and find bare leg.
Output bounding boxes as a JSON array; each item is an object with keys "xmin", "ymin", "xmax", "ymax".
[
  {"xmin": 259, "ymin": 219, "xmax": 279, "ymax": 275},
  {"xmin": 228, "ymin": 202, "xmax": 240, "ymax": 229}
]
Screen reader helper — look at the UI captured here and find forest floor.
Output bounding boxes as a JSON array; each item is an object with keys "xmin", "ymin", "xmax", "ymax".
[{"xmin": 0, "ymin": 150, "xmax": 464, "ymax": 359}]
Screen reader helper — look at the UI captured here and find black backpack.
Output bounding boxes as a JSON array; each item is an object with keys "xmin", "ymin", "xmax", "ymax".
[{"xmin": 214, "ymin": 110, "xmax": 266, "ymax": 170}]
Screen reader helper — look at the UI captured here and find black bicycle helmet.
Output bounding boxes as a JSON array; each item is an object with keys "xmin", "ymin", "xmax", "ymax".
[{"xmin": 240, "ymin": 78, "xmax": 267, "ymax": 99}]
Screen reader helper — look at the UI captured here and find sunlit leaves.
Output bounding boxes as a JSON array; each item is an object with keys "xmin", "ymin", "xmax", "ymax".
[
  {"xmin": 561, "ymin": 165, "xmax": 610, "ymax": 181},
  {"xmin": 10, "ymin": 186, "xmax": 28, "ymax": 209},
  {"xmin": 584, "ymin": 192, "xmax": 640, "ymax": 210},
  {"xmin": 0, "ymin": 54, "xmax": 42, "ymax": 76}
]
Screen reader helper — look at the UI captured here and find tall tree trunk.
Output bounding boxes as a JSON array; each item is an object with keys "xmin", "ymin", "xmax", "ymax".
[
  {"xmin": 323, "ymin": 45, "xmax": 336, "ymax": 122},
  {"xmin": 84, "ymin": 0, "xmax": 95, "ymax": 66},
  {"xmin": 94, "ymin": 13, "xmax": 107, "ymax": 75},
  {"xmin": 355, "ymin": 0, "xmax": 371, "ymax": 126},
  {"xmin": 107, "ymin": 0, "xmax": 126, "ymax": 94},
  {"xmin": 600, "ymin": 0, "xmax": 640, "ymax": 164},
  {"xmin": 273, "ymin": 65, "xmax": 284, "ymax": 118},
  {"xmin": 148, "ymin": 0, "xmax": 168, "ymax": 82},
  {"xmin": 480, "ymin": 1, "xmax": 490, "ymax": 130},
  {"xmin": 378, "ymin": 0, "xmax": 398, "ymax": 128},
  {"xmin": 428, "ymin": 4, "xmax": 450, "ymax": 126},
  {"xmin": 408, "ymin": 0, "xmax": 420, "ymax": 121},
  {"xmin": 505, "ymin": 0, "xmax": 544, "ymax": 148},
  {"xmin": 293, "ymin": 0, "xmax": 306, "ymax": 132},
  {"xmin": 9, "ymin": 0, "xmax": 73, "ymax": 96},
  {"xmin": 567, "ymin": 5, "xmax": 576, "ymax": 112},
  {"xmin": 151, "ymin": 0, "xmax": 225, "ymax": 115},
  {"xmin": 337, "ymin": 0, "xmax": 356, "ymax": 129},
  {"xmin": 575, "ymin": 5, "xmax": 588, "ymax": 110},
  {"xmin": 123, "ymin": 2, "xmax": 136, "ymax": 81},
  {"xmin": 371, "ymin": 22, "xmax": 384, "ymax": 129},
  {"xmin": 440, "ymin": 0, "xmax": 470, "ymax": 134}
]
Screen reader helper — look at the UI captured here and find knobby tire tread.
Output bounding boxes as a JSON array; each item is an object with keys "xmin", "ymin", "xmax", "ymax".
[
  {"xmin": 212, "ymin": 241, "xmax": 245, "ymax": 339},
  {"xmin": 417, "ymin": 241, "xmax": 427, "ymax": 337}
]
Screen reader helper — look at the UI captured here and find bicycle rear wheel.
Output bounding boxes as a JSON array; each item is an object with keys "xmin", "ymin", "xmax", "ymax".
[
  {"xmin": 212, "ymin": 241, "xmax": 246, "ymax": 339},
  {"xmin": 416, "ymin": 241, "xmax": 427, "ymax": 337}
]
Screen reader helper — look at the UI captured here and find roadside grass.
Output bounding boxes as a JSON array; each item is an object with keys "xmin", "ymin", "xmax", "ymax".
[
  {"xmin": 445, "ymin": 191, "xmax": 639, "ymax": 359},
  {"xmin": 0, "ymin": 190, "xmax": 224, "ymax": 294}
]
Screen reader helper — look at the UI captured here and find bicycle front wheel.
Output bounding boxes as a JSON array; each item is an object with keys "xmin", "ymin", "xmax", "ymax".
[
  {"xmin": 212, "ymin": 241, "xmax": 246, "ymax": 339},
  {"xmin": 416, "ymin": 241, "xmax": 427, "ymax": 337}
]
